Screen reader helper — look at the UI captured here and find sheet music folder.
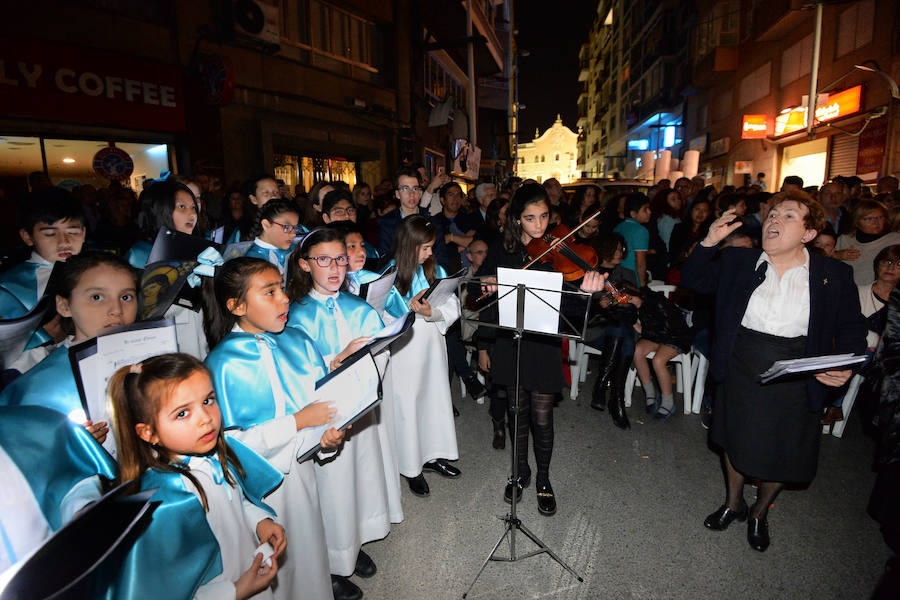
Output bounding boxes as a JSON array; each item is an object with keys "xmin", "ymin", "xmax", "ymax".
[
  {"xmin": 296, "ymin": 312, "xmax": 415, "ymax": 462},
  {"xmin": 759, "ymin": 353, "xmax": 867, "ymax": 384}
]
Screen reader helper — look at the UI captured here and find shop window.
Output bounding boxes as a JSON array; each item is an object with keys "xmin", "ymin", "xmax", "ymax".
[
  {"xmin": 781, "ymin": 34, "xmax": 812, "ymax": 87},
  {"xmin": 739, "ymin": 62, "xmax": 770, "ymax": 107},
  {"xmin": 0, "ymin": 136, "xmax": 43, "ymax": 180},
  {"xmin": 837, "ymin": 0, "xmax": 874, "ymax": 57},
  {"xmin": 275, "ymin": 154, "xmax": 358, "ymax": 195}
]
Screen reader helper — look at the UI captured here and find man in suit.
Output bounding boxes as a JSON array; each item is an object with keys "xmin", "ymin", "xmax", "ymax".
[
  {"xmin": 681, "ymin": 190, "xmax": 866, "ymax": 553},
  {"xmin": 377, "ymin": 168, "xmax": 448, "ymax": 269}
]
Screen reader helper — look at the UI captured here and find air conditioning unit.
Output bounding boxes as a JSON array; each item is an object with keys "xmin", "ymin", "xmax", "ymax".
[{"xmin": 232, "ymin": 0, "xmax": 280, "ymax": 47}]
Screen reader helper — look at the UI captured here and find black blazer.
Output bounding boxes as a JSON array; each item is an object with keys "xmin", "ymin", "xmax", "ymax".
[{"xmin": 680, "ymin": 244, "xmax": 866, "ymax": 411}]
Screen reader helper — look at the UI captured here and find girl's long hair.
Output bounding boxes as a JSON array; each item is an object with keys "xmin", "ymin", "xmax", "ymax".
[
  {"xmin": 285, "ymin": 227, "xmax": 346, "ymax": 302},
  {"xmin": 108, "ymin": 353, "xmax": 244, "ymax": 511},
  {"xmin": 138, "ymin": 180, "xmax": 198, "ymax": 241},
  {"xmin": 389, "ymin": 214, "xmax": 436, "ymax": 296},
  {"xmin": 503, "ymin": 183, "xmax": 550, "ymax": 254},
  {"xmin": 201, "ymin": 257, "xmax": 280, "ymax": 348}
]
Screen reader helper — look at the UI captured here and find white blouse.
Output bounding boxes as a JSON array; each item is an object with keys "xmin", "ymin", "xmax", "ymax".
[{"xmin": 741, "ymin": 250, "xmax": 810, "ymax": 338}]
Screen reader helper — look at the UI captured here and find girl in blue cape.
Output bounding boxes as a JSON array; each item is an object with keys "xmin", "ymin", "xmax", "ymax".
[
  {"xmin": 124, "ymin": 180, "xmax": 208, "ymax": 359},
  {"xmin": 244, "ymin": 199, "xmax": 303, "ymax": 280},
  {"xmin": 0, "ymin": 252, "xmax": 140, "ymax": 452},
  {"xmin": 285, "ymin": 228, "xmax": 402, "ymax": 596},
  {"xmin": 334, "ymin": 223, "xmax": 383, "ymax": 297},
  {"xmin": 105, "ymin": 353, "xmax": 285, "ymax": 600},
  {"xmin": 0, "ymin": 405, "xmax": 117, "ymax": 578},
  {"xmin": 382, "ymin": 215, "xmax": 461, "ymax": 498},
  {"xmin": 203, "ymin": 257, "xmax": 342, "ymax": 600}
]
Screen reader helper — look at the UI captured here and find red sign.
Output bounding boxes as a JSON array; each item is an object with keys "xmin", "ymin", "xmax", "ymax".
[
  {"xmin": 92, "ymin": 146, "xmax": 134, "ymax": 181},
  {"xmin": 856, "ymin": 115, "xmax": 888, "ymax": 177},
  {"xmin": 774, "ymin": 85, "xmax": 863, "ymax": 137},
  {"xmin": 741, "ymin": 115, "xmax": 771, "ymax": 139},
  {"xmin": 0, "ymin": 38, "xmax": 185, "ymax": 132}
]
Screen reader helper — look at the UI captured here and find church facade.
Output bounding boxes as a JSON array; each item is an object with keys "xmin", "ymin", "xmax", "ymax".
[{"xmin": 516, "ymin": 115, "xmax": 579, "ymax": 184}]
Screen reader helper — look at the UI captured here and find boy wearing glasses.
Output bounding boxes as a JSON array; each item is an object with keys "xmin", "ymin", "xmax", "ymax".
[
  {"xmin": 377, "ymin": 168, "xmax": 449, "ymax": 269},
  {"xmin": 322, "ymin": 189, "xmax": 379, "ymax": 259}
]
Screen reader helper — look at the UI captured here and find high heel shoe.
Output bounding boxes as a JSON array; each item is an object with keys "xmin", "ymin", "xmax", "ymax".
[{"xmin": 704, "ymin": 501, "xmax": 748, "ymax": 530}]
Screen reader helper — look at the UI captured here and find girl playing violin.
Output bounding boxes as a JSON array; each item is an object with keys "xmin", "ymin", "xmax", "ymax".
[{"xmin": 474, "ymin": 183, "xmax": 606, "ymax": 515}]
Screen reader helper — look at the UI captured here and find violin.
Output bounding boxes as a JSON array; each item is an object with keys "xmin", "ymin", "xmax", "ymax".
[{"xmin": 524, "ymin": 222, "xmax": 630, "ymax": 305}]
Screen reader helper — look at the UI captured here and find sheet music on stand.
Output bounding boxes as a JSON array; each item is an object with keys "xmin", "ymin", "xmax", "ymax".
[
  {"xmin": 69, "ymin": 319, "xmax": 179, "ymax": 457},
  {"xmin": 759, "ymin": 353, "xmax": 867, "ymax": 384},
  {"xmin": 296, "ymin": 312, "xmax": 415, "ymax": 462}
]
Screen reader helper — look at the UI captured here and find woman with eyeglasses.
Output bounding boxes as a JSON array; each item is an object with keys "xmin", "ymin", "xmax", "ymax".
[
  {"xmin": 322, "ymin": 189, "xmax": 379, "ymax": 259},
  {"xmin": 834, "ymin": 199, "xmax": 900, "ymax": 285},
  {"xmin": 245, "ymin": 199, "xmax": 304, "ymax": 281}
]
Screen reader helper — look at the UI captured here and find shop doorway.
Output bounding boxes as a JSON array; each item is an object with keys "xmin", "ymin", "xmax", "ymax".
[{"xmin": 780, "ymin": 137, "xmax": 827, "ymax": 188}]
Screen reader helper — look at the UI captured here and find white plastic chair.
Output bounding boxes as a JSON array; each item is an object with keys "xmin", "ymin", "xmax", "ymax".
[
  {"xmin": 568, "ymin": 341, "xmax": 602, "ymax": 400},
  {"xmin": 690, "ymin": 349, "xmax": 709, "ymax": 414},
  {"xmin": 824, "ymin": 374, "xmax": 864, "ymax": 438}
]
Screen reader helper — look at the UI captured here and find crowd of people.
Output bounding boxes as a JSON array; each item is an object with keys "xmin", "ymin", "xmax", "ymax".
[{"xmin": 0, "ymin": 164, "xmax": 899, "ymax": 598}]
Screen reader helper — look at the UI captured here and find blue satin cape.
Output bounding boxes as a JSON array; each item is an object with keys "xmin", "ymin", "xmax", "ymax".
[
  {"xmin": 0, "ymin": 261, "xmax": 52, "ymax": 349},
  {"xmin": 382, "ymin": 260, "xmax": 448, "ymax": 319},
  {"xmin": 123, "ymin": 241, "xmax": 152, "ymax": 269},
  {"xmin": 205, "ymin": 327, "xmax": 328, "ymax": 430},
  {"xmin": 0, "ymin": 405, "xmax": 116, "ymax": 531},
  {"xmin": 287, "ymin": 292, "xmax": 384, "ymax": 357},
  {"xmin": 0, "ymin": 345, "xmax": 80, "ymax": 416},
  {"xmin": 244, "ymin": 242, "xmax": 292, "ymax": 274},
  {"xmin": 105, "ymin": 437, "xmax": 282, "ymax": 600}
]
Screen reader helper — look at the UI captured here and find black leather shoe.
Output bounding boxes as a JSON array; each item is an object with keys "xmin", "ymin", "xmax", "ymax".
[
  {"xmin": 423, "ymin": 459, "xmax": 461, "ymax": 478},
  {"xmin": 747, "ymin": 517, "xmax": 770, "ymax": 552},
  {"xmin": 331, "ymin": 575, "xmax": 363, "ymax": 600},
  {"xmin": 492, "ymin": 420, "xmax": 506, "ymax": 450},
  {"xmin": 608, "ymin": 353, "xmax": 632, "ymax": 429},
  {"xmin": 503, "ymin": 467, "xmax": 531, "ymax": 503},
  {"xmin": 354, "ymin": 549, "xmax": 376, "ymax": 578},
  {"xmin": 704, "ymin": 502, "xmax": 748, "ymax": 531},
  {"xmin": 404, "ymin": 474, "xmax": 429, "ymax": 497},
  {"xmin": 536, "ymin": 481, "xmax": 557, "ymax": 516}
]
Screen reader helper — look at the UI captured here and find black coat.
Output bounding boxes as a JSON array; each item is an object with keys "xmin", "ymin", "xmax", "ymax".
[{"xmin": 680, "ymin": 244, "xmax": 866, "ymax": 411}]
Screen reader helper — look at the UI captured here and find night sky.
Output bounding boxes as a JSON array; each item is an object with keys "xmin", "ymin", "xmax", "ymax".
[{"xmin": 516, "ymin": 1, "xmax": 597, "ymax": 141}]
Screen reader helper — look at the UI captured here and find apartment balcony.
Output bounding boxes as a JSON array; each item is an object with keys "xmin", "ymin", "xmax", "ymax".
[
  {"xmin": 752, "ymin": 0, "xmax": 809, "ymax": 42},
  {"xmin": 419, "ymin": 0, "xmax": 506, "ymax": 77}
]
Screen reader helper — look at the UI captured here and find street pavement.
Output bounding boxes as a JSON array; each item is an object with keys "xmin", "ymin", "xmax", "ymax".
[{"xmin": 355, "ymin": 374, "xmax": 888, "ymax": 600}]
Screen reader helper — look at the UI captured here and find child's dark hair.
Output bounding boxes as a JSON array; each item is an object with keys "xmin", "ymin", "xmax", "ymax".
[
  {"xmin": 325, "ymin": 220, "xmax": 363, "ymax": 238},
  {"xmin": 389, "ymin": 215, "xmax": 436, "ymax": 296},
  {"xmin": 56, "ymin": 251, "xmax": 138, "ymax": 300},
  {"xmin": 108, "ymin": 353, "xmax": 243, "ymax": 511},
  {"xmin": 139, "ymin": 180, "xmax": 197, "ymax": 240},
  {"xmin": 503, "ymin": 182, "xmax": 549, "ymax": 253},
  {"xmin": 596, "ymin": 233, "xmax": 627, "ymax": 263},
  {"xmin": 19, "ymin": 187, "xmax": 85, "ymax": 231},
  {"xmin": 243, "ymin": 174, "xmax": 277, "ymax": 201},
  {"xmin": 252, "ymin": 198, "xmax": 300, "ymax": 238},
  {"xmin": 202, "ymin": 257, "xmax": 281, "ymax": 348},
  {"xmin": 285, "ymin": 227, "xmax": 346, "ymax": 302},
  {"xmin": 623, "ymin": 193, "xmax": 649, "ymax": 218},
  {"xmin": 321, "ymin": 189, "xmax": 355, "ymax": 214}
]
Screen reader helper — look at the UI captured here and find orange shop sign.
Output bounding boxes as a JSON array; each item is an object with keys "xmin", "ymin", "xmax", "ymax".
[
  {"xmin": 741, "ymin": 115, "xmax": 771, "ymax": 139},
  {"xmin": 773, "ymin": 85, "xmax": 862, "ymax": 137}
]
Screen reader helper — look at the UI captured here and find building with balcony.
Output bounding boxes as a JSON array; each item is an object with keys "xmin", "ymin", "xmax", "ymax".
[
  {"xmin": 516, "ymin": 115, "xmax": 579, "ymax": 184},
  {"xmin": 684, "ymin": 0, "xmax": 900, "ymax": 188}
]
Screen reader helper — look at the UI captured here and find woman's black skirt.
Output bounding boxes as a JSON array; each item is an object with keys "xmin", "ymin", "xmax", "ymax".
[{"xmin": 711, "ymin": 326, "xmax": 820, "ymax": 483}]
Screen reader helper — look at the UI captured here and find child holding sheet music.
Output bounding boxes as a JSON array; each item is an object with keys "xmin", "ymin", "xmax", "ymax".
[
  {"xmin": 105, "ymin": 354, "xmax": 285, "ymax": 600},
  {"xmin": 0, "ymin": 252, "xmax": 139, "ymax": 445},
  {"xmin": 125, "ymin": 180, "xmax": 199, "ymax": 269},
  {"xmin": 202, "ymin": 257, "xmax": 343, "ymax": 600},
  {"xmin": 285, "ymin": 227, "xmax": 402, "ymax": 597},
  {"xmin": 382, "ymin": 214, "xmax": 461, "ymax": 498},
  {"xmin": 245, "ymin": 199, "xmax": 304, "ymax": 279}
]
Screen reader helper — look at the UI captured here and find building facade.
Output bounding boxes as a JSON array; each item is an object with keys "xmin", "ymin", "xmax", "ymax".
[{"xmin": 516, "ymin": 116, "xmax": 579, "ymax": 184}]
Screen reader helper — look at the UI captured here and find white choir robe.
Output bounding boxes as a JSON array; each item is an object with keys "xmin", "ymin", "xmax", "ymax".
[
  {"xmin": 205, "ymin": 327, "xmax": 334, "ymax": 600},
  {"xmin": 382, "ymin": 263, "xmax": 460, "ymax": 477}
]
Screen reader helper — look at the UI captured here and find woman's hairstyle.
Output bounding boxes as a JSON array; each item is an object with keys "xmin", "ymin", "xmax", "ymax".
[
  {"xmin": 352, "ymin": 182, "xmax": 371, "ymax": 205},
  {"xmin": 849, "ymin": 199, "xmax": 888, "ymax": 235},
  {"xmin": 596, "ymin": 232, "xmax": 626, "ymax": 263},
  {"xmin": 571, "ymin": 185, "xmax": 601, "ymax": 218},
  {"xmin": 649, "ymin": 188, "xmax": 682, "ymax": 219},
  {"xmin": 485, "ymin": 197, "xmax": 509, "ymax": 232},
  {"xmin": 56, "ymin": 251, "xmax": 138, "ymax": 300},
  {"xmin": 285, "ymin": 227, "xmax": 346, "ymax": 302},
  {"xmin": 252, "ymin": 198, "xmax": 300, "ymax": 238},
  {"xmin": 503, "ymin": 182, "xmax": 549, "ymax": 253},
  {"xmin": 201, "ymin": 257, "xmax": 280, "ymax": 348},
  {"xmin": 108, "ymin": 353, "xmax": 243, "ymax": 511},
  {"xmin": 873, "ymin": 244, "xmax": 900, "ymax": 279},
  {"xmin": 390, "ymin": 215, "xmax": 437, "ymax": 295},
  {"xmin": 172, "ymin": 174, "xmax": 208, "ymax": 237},
  {"xmin": 768, "ymin": 190, "xmax": 827, "ymax": 232},
  {"xmin": 139, "ymin": 181, "xmax": 197, "ymax": 240}
]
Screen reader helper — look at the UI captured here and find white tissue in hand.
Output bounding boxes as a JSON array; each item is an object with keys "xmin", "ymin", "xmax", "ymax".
[{"xmin": 253, "ymin": 542, "xmax": 275, "ymax": 568}]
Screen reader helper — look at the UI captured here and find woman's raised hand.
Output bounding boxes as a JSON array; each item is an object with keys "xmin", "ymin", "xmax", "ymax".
[{"xmin": 701, "ymin": 209, "xmax": 744, "ymax": 248}]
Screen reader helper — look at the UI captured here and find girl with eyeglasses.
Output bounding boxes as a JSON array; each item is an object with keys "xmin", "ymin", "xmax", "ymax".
[
  {"xmin": 245, "ymin": 199, "xmax": 305, "ymax": 280},
  {"xmin": 381, "ymin": 214, "xmax": 462, "ymax": 498},
  {"xmin": 834, "ymin": 199, "xmax": 900, "ymax": 285},
  {"xmin": 284, "ymin": 227, "xmax": 401, "ymax": 597}
]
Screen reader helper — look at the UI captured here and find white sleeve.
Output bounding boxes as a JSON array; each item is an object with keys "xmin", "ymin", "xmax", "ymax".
[
  {"xmin": 242, "ymin": 496, "xmax": 275, "ymax": 535},
  {"xmin": 194, "ymin": 580, "xmax": 237, "ymax": 600},
  {"xmin": 420, "ymin": 190, "xmax": 442, "ymax": 215},
  {"xmin": 225, "ymin": 415, "xmax": 298, "ymax": 473},
  {"xmin": 59, "ymin": 476, "xmax": 103, "ymax": 525},
  {"xmin": 425, "ymin": 294, "xmax": 460, "ymax": 335}
]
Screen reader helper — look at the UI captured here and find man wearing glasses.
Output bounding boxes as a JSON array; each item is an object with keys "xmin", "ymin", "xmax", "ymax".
[
  {"xmin": 377, "ymin": 168, "xmax": 448, "ymax": 269},
  {"xmin": 322, "ymin": 189, "xmax": 379, "ymax": 259}
]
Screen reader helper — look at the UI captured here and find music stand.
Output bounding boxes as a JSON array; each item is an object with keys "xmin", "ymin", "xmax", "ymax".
[{"xmin": 458, "ymin": 274, "xmax": 591, "ymax": 598}]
